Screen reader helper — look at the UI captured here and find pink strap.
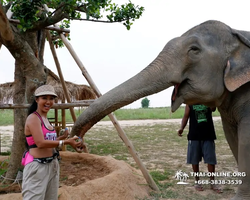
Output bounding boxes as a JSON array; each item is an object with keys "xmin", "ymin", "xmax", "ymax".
[{"xmin": 33, "ymin": 111, "xmax": 43, "ymax": 124}]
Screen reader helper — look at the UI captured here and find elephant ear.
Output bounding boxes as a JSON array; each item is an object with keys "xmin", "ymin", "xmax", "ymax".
[{"xmin": 224, "ymin": 29, "xmax": 250, "ymax": 92}]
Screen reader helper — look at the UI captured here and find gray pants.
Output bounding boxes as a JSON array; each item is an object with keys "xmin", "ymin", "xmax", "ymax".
[{"xmin": 22, "ymin": 158, "xmax": 59, "ymax": 200}]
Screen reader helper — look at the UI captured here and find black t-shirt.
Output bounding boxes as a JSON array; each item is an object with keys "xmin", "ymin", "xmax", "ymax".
[{"xmin": 187, "ymin": 105, "xmax": 216, "ymax": 140}]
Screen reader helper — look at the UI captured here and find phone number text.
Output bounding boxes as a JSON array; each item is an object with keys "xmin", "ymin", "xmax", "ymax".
[{"xmin": 196, "ymin": 180, "xmax": 242, "ymax": 185}]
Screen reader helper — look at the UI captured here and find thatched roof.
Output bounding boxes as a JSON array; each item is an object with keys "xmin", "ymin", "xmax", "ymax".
[{"xmin": 0, "ymin": 69, "xmax": 97, "ymax": 103}]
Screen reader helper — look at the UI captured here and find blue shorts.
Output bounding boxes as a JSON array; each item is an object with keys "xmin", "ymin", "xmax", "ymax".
[{"xmin": 187, "ymin": 140, "xmax": 217, "ymax": 165}]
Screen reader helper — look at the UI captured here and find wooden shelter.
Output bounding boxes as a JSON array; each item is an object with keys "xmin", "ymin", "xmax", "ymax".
[
  {"xmin": 0, "ymin": 68, "xmax": 96, "ymax": 133},
  {"xmin": 0, "ymin": 69, "xmax": 96, "ymax": 104}
]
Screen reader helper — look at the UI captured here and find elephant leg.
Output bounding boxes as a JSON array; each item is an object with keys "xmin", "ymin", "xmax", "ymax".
[
  {"xmin": 231, "ymin": 121, "xmax": 250, "ymax": 200},
  {"xmin": 221, "ymin": 118, "xmax": 238, "ymax": 162}
]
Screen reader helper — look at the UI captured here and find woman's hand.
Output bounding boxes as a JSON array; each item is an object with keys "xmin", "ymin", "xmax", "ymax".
[
  {"xmin": 58, "ymin": 128, "xmax": 69, "ymax": 140},
  {"xmin": 64, "ymin": 136, "xmax": 88, "ymax": 153},
  {"xmin": 72, "ymin": 136, "xmax": 88, "ymax": 153},
  {"xmin": 65, "ymin": 137, "xmax": 82, "ymax": 149}
]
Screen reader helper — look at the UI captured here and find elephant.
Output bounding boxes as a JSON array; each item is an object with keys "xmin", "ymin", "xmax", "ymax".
[{"xmin": 71, "ymin": 20, "xmax": 250, "ymax": 200}]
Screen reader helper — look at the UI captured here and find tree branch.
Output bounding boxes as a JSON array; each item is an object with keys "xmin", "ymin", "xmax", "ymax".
[
  {"xmin": 26, "ymin": 4, "xmax": 69, "ymax": 31},
  {"xmin": 48, "ymin": 2, "xmax": 67, "ymax": 17},
  {"xmin": 0, "ymin": 4, "xmax": 14, "ymax": 42},
  {"xmin": 9, "ymin": 19, "xmax": 70, "ymax": 33},
  {"xmin": 68, "ymin": 17, "xmax": 122, "ymax": 24}
]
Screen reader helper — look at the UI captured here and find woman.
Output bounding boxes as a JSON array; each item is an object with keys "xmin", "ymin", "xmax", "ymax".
[{"xmin": 22, "ymin": 84, "xmax": 82, "ymax": 200}]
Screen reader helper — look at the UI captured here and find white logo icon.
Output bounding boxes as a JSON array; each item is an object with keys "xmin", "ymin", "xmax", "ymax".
[{"xmin": 175, "ymin": 170, "xmax": 189, "ymax": 184}]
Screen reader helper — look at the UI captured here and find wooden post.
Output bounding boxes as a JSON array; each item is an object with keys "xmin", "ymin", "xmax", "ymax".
[
  {"xmin": 46, "ymin": 30, "xmax": 77, "ymax": 123},
  {"xmin": 61, "ymin": 98, "xmax": 66, "ymax": 151},
  {"xmin": 0, "ymin": 101, "xmax": 95, "ymax": 109},
  {"xmin": 54, "ymin": 99, "xmax": 60, "ymax": 135}
]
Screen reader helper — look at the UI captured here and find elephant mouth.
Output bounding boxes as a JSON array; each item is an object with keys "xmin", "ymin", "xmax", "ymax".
[
  {"xmin": 172, "ymin": 83, "xmax": 180, "ymax": 102},
  {"xmin": 171, "ymin": 79, "xmax": 189, "ymax": 111},
  {"xmin": 171, "ymin": 79, "xmax": 189, "ymax": 102}
]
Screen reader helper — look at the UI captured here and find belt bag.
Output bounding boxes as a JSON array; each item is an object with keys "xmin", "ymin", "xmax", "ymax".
[
  {"xmin": 21, "ymin": 151, "xmax": 59, "ymax": 165},
  {"xmin": 34, "ymin": 156, "xmax": 54, "ymax": 164},
  {"xmin": 33, "ymin": 152, "xmax": 59, "ymax": 164}
]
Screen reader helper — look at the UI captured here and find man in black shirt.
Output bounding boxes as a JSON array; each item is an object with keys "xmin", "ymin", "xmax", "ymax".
[{"xmin": 178, "ymin": 104, "xmax": 222, "ymax": 193}]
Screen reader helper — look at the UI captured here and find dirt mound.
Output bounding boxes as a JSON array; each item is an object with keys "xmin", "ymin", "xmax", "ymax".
[{"xmin": 0, "ymin": 152, "xmax": 150, "ymax": 200}]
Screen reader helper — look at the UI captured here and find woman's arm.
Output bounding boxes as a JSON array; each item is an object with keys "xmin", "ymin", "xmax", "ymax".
[{"xmin": 26, "ymin": 115, "xmax": 80, "ymax": 149}]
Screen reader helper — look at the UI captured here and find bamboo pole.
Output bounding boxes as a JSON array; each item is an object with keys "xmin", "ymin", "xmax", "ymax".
[
  {"xmin": 43, "ymin": 4, "xmax": 159, "ymax": 191},
  {"xmin": 54, "ymin": 99, "xmax": 60, "ymax": 135},
  {"xmin": 46, "ymin": 30, "xmax": 77, "ymax": 123},
  {"xmin": 0, "ymin": 101, "xmax": 94, "ymax": 109},
  {"xmin": 61, "ymin": 98, "xmax": 66, "ymax": 151}
]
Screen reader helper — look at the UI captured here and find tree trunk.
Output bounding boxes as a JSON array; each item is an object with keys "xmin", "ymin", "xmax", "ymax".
[
  {"xmin": 4, "ymin": 60, "xmax": 27, "ymax": 183},
  {"xmin": 4, "ymin": 31, "xmax": 47, "ymax": 182}
]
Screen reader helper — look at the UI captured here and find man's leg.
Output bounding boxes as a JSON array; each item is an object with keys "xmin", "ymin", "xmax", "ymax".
[
  {"xmin": 208, "ymin": 163, "xmax": 215, "ymax": 182},
  {"xmin": 192, "ymin": 164, "xmax": 200, "ymax": 182},
  {"xmin": 187, "ymin": 140, "xmax": 203, "ymax": 191},
  {"xmin": 203, "ymin": 140, "xmax": 222, "ymax": 193}
]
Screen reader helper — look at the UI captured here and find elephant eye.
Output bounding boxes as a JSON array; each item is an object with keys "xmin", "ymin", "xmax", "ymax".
[
  {"xmin": 189, "ymin": 46, "xmax": 200, "ymax": 53},
  {"xmin": 188, "ymin": 45, "xmax": 201, "ymax": 60}
]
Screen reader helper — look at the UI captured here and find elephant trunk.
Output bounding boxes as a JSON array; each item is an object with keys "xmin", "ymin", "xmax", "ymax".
[{"xmin": 71, "ymin": 53, "xmax": 173, "ymax": 136}]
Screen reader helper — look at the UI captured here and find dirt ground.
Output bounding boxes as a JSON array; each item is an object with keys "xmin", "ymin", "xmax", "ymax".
[{"xmin": 0, "ymin": 151, "xmax": 150, "ymax": 200}]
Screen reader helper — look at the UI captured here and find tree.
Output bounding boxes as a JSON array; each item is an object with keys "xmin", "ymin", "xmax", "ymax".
[
  {"xmin": 141, "ymin": 97, "xmax": 150, "ymax": 108},
  {"xmin": 0, "ymin": 0, "xmax": 144, "ymax": 181}
]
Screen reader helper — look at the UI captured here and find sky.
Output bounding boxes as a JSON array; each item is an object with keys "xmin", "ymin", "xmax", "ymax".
[{"xmin": 1, "ymin": 0, "xmax": 250, "ymax": 108}]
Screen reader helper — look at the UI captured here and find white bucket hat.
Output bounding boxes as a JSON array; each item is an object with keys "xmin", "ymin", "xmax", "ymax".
[{"xmin": 34, "ymin": 85, "xmax": 57, "ymax": 97}]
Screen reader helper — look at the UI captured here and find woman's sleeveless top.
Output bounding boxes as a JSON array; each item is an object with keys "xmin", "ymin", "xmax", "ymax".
[{"xmin": 26, "ymin": 111, "xmax": 57, "ymax": 148}]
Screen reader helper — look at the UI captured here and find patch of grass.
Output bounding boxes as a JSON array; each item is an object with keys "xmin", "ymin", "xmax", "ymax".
[
  {"xmin": 146, "ymin": 189, "xmax": 179, "ymax": 200},
  {"xmin": 89, "ymin": 143, "xmax": 125, "ymax": 155},
  {"xmin": 0, "ymin": 107, "xmax": 221, "ymax": 126},
  {"xmin": 150, "ymin": 170, "xmax": 170, "ymax": 181},
  {"xmin": 150, "ymin": 170, "xmax": 173, "ymax": 188},
  {"xmin": 0, "ymin": 110, "xmax": 14, "ymax": 126},
  {"xmin": 0, "ymin": 168, "xmax": 7, "ymax": 177},
  {"xmin": 104, "ymin": 107, "xmax": 187, "ymax": 120},
  {"xmin": 0, "ymin": 159, "xmax": 9, "ymax": 177},
  {"xmin": 113, "ymin": 155, "xmax": 128, "ymax": 161},
  {"xmin": 0, "ymin": 184, "xmax": 10, "ymax": 188},
  {"xmin": 60, "ymin": 176, "xmax": 68, "ymax": 181}
]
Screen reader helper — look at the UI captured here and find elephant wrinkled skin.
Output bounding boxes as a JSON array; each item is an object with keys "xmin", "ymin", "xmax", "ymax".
[{"xmin": 71, "ymin": 20, "xmax": 250, "ymax": 200}]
